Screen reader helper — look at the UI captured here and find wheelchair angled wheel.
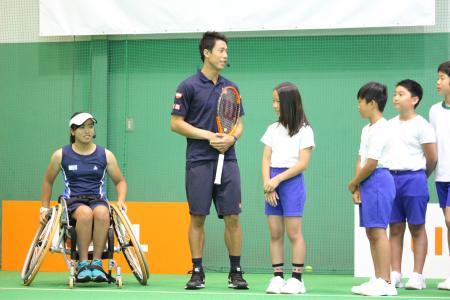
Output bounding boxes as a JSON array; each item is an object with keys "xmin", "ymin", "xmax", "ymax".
[
  {"xmin": 111, "ymin": 204, "xmax": 149, "ymax": 285},
  {"xmin": 21, "ymin": 204, "xmax": 62, "ymax": 285}
]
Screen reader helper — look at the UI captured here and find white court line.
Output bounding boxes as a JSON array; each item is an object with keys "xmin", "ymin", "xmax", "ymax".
[{"xmin": 0, "ymin": 287, "xmax": 448, "ymax": 299}]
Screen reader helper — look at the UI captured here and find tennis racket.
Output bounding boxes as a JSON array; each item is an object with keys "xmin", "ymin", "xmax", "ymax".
[{"xmin": 213, "ymin": 86, "xmax": 241, "ymax": 185}]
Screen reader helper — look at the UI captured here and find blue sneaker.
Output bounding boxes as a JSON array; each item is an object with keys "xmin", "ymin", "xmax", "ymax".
[
  {"xmin": 76, "ymin": 260, "xmax": 92, "ymax": 282},
  {"xmin": 90, "ymin": 259, "xmax": 108, "ymax": 282}
]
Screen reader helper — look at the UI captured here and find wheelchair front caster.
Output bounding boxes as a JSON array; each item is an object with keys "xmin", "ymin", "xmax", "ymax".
[
  {"xmin": 69, "ymin": 277, "xmax": 75, "ymax": 289},
  {"xmin": 116, "ymin": 277, "xmax": 123, "ymax": 288}
]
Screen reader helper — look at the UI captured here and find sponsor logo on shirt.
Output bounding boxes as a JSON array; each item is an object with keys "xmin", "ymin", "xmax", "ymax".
[
  {"xmin": 173, "ymin": 103, "xmax": 181, "ymax": 110},
  {"xmin": 68, "ymin": 165, "xmax": 78, "ymax": 171},
  {"xmin": 93, "ymin": 165, "xmax": 98, "ymax": 171}
]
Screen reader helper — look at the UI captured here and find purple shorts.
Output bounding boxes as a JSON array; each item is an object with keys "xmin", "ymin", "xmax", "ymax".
[
  {"xmin": 359, "ymin": 168, "xmax": 396, "ymax": 228},
  {"xmin": 185, "ymin": 160, "xmax": 241, "ymax": 218},
  {"xmin": 265, "ymin": 168, "xmax": 306, "ymax": 217},
  {"xmin": 436, "ymin": 182, "xmax": 450, "ymax": 208},
  {"xmin": 389, "ymin": 170, "xmax": 429, "ymax": 225}
]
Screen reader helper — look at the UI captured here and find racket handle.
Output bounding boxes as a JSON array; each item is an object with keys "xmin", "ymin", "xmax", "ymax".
[{"xmin": 214, "ymin": 154, "xmax": 225, "ymax": 185}]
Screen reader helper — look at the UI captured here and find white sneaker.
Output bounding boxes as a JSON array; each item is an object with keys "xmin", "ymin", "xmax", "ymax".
[
  {"xmin": 265, "ymin": 276, "xmax": 286, "ymax": 294},
  {"xmin": 391, "ymin": 271, "xmax": 404, "ymax": 288},
  {"xmin": 405, "ymin": 272, "xmax": 426, "ymax": 290},
  {"xmin": 351, "ymin": 277, "xmax": 376, "ymax": 295},
  {"xmin": 280, "ymin": 277, "xmax": 306, "ymax": 294},
  {"xmin": 437, "ymin": 277, "xmax": 450, "ymax": 290},
  {"xmin": 359, "ymin": 278, "xmax": 398, "ymax": 296}
]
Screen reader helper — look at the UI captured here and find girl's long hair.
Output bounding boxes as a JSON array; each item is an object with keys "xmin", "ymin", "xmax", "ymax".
[{"xmin": 274, "ymin": 82, "xmax": 310, "ymax": 137}]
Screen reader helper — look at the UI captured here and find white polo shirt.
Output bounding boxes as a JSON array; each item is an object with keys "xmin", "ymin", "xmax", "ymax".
[
  {"xmin": 359, "ymin": 118, "xmax": 391, "ymax": 168},
  {"xmin": 386, "ymin": 115, "xmax": 436, "ymax": 171},
  {"xmin": 429, "ymin": 101, "xmax": 450, "ymax": 181},
  {"xmin": 261, "ymin": 122, "xmax": 315, "ymax": 168}
]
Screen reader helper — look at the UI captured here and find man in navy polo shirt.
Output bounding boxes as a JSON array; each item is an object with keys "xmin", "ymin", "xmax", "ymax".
[{"xmin": 170, "ymin": 31, "xmax": 248, "ymax": 290}]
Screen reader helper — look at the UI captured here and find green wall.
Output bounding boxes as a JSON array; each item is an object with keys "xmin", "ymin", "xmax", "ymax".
[{"xmin": 1, "ymin": 33, "xmax": 449, "ymax": 272}]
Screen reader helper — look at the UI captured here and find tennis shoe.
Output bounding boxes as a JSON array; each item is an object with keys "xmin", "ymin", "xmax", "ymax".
[
  {"xmin": 391, "ymin": 271, "xmax": 404, "ymax": 288},
  {"xmin": 76, "ymin": 260, "xmax": 92, "ymax": 283},
  {"xmin": 351, "ymin": 277, "xmax": 376, "ymax": 295},
  {"xmin": 437, "ymin": 277, "xmax": 450, "ymax": 290},
  {"xmin": 265, "ymin": 276, "xmax": 285, "ymax": 294},
  {"xmin": 359, "ymin": 278, "xmax": 397, "ymax": 296},
  {"xmin": 280, "ymin": 277, "xmax": 306, "ymax": 294},
  {"xmin": 405, "ymin": 272, "xmax": 426, "ymax": 290},
  {"xmin": 91, "ymin": 259, "xmax": 108, "ymax": 282},
  {"xmin": 185, "ymin": 267, "xmax": 205, "ymax": 289},
  {"xmin": 228, "ymin": 267, "xmax": 249, "ymax": 289}
]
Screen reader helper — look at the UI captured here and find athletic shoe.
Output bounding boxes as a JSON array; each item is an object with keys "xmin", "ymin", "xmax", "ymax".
[
  {"xmin": 405, "ymin": 272, "xmax": 426, "ymax": 290},
  {"xmin": 391, "ymin": 271, "xmax": 405, "ymax": 288},
  {"xmin": 90, "ymin": 259, "xmax": 108, "ymax": 282},
  {"xmin": 76, "ymin": 260, "xmax": 92, "ymax": 282},
  {"xmin": 351, "ymin": 277, "xmax": 376, "ymax": 295},
  {"xmin": 185, "ymin": 267, "xmax": 205, "ymax": 289},
  {"xmin": 437, "ymin": 277, "xmax": 450, "ymax": 290},
  {"xmin": 359, "ymin": 278, "xmax": 398, "ymax": 296},
  {"xmin": 280, "ymin": 277, "xmax": 306, "ymax": 294},
  {"xmin": 228, "ymin": 267, "xmax": 249, "ymax": 289},
  {"xmin": 265, "ymin": 276, "xmax": 286, "ymax": 294}
]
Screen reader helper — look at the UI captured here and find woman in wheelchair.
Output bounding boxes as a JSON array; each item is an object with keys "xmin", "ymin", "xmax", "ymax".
[{"xmin": 39, "ymin": 112, "xmax": 127, "ymax": 283}]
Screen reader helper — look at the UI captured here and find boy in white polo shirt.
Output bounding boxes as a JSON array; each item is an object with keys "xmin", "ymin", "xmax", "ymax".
[
  {"xmin": 429, "ymin": 61, "xmax": 450, "ymax": 290},
  {"xmin": 387, "ymin": 79, "xmax": 437, "ymax": 290},
  {"xmin": 348, "ymin": 82, "xmax": 397, "ymax": 296}
]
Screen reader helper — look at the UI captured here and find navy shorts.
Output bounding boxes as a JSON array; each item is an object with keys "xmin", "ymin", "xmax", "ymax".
[
  {"xmin": 436, "ymin": 182, "xmax": 450, "ymax": 208},
  {"xmin": 185, "ymin": 160, "xmax": 241, "ymax": 218},
  {"xmin": 66, "ymin": 196, "xmax": 109, "ymax": 216},
  {"xmin": 359, "ymin": 168, "xmax": 396, "ymax": 229},
  {"xmin": 389, "ymin": 170, "xmax": 429, "ymax": 225},
  {"xmin": 265, "ymin": 168, "xmax": 306, "ymax": 217}
]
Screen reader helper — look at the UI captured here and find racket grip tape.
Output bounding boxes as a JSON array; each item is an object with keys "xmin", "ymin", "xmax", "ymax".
[{"xmin": 214, "ymin": 154, "xmax": 225, "ymax": 185}]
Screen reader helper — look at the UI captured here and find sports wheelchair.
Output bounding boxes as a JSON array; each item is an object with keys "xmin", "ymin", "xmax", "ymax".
[{"xmin": 21, "ymin": 196, "xmax": 149, "ymax": 288}]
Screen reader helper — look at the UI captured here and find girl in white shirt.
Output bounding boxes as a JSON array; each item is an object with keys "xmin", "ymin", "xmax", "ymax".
[{"xmin": 261, "ymin": 82, "xmax": 314, "ymax": 294}]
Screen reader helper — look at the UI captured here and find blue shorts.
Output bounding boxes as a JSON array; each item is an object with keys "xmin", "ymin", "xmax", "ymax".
[
  {"xmin": 185, "ymin": 160, "xmax": 241, "ymax": 218},
  {"xmin": 359, "ymin": 168, "xmax": 396, "ymax": 229},
  {"xmin": 436, "ymin": 182, "xmax": 450, "ymax": 208},
  {"xmin": 265, "ymin": 168, "xmax": 306, "ymax": 217},
  {"xmin": 389, "ymin": 170, "xmax": 429, "ymax": 225},
  {"xmin": 66, "ymin": 196, "xmax": 109, "ymax": 216}
]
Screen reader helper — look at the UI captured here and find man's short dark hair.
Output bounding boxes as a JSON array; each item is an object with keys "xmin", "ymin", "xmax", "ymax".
[{"xmin": 199, "ymin": 31, "xmax": 228, "ymax": 62}]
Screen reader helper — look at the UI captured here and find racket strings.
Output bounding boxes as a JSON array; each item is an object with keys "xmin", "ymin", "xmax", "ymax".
[{"xmin": 218, "ymin": 97, "xmax": 238, "ymax": 133}]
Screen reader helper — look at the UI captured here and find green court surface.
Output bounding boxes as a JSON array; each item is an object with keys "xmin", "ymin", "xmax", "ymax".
[{"xmin": 1, "ymin": 271, "xmax": 449, "ymax": 300}]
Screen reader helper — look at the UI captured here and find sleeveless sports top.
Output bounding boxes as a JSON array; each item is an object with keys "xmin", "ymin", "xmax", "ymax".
[{"xmin": 61, "ymin": 144, "xmax": 107, "ymax": 199}]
